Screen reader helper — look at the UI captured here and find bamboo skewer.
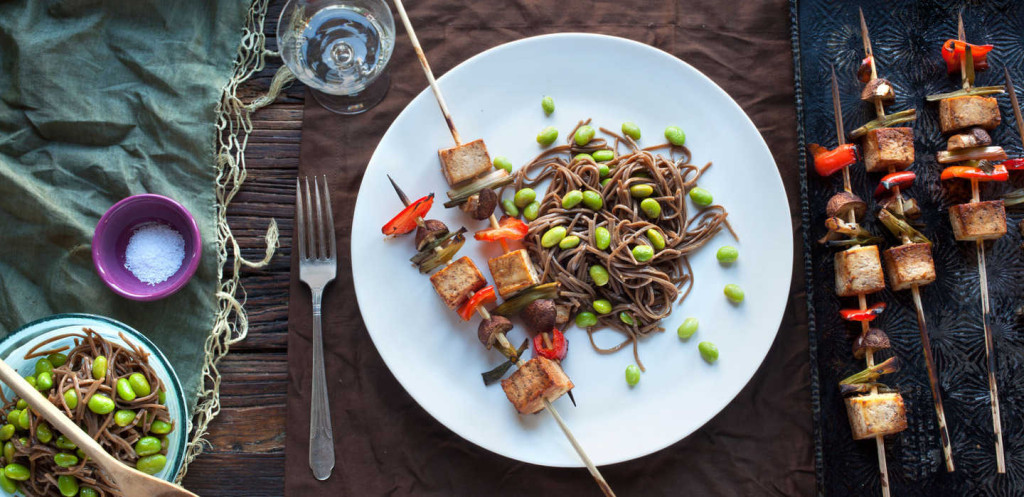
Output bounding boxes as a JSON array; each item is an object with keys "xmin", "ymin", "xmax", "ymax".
[
  {"xmin": 859, "ymin": 9, "xmax": 955, "ymax": 472},
  {"xmin": 390, "ymin": 1, "xmax": 611, "ymax": 493}
]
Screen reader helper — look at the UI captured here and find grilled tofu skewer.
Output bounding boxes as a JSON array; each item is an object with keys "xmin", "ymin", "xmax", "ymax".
[{"xmin": 858, "ymin": 10, "xmax": 955, "ymax": 472}]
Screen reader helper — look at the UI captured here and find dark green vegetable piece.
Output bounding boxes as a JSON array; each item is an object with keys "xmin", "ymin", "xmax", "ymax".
[
  {"xmin": 839, "ymin": 356, "xmax": 901, "ymax": 385},
  {"xmin": 444, "ymin": 170, "xmax": 513, "ymax": 208},
  {"xmin": 410, "ymin": 229, "xmax": 468, "ymax": 273},
  {"xmin": 849, "ymin": 109, "xmax": 917, "ymax": 139},
  {"xmin": 481, "ymin": 339, "xmax": 529, "ymax": 386},
  {"xmin": 877, "ymin": 208, "xmax": 929, "ymax": 244}
]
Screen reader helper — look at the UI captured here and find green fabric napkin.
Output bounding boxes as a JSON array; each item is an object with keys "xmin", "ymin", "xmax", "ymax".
[{"xmin": 0, "ymin": 0, "xmax": 250, "ymax": 411}]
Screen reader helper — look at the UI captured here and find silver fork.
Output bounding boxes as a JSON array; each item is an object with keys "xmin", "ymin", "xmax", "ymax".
[{"xmin": 295, "ymin": 176, "xmax": 336, "ymax": 481}]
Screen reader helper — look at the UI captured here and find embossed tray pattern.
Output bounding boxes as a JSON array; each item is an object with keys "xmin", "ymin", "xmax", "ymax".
[{"xmin": 792, "ymin": 1, "xmax": 1024, "ymax": 495}]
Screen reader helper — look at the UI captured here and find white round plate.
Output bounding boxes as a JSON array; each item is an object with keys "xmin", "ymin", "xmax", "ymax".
[{"xmin": 351, "ymin": 33, "xmax": 792, "ymax": 467}]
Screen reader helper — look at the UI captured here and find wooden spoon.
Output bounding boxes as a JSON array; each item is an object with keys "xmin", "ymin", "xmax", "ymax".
[{"xmin": 0, "ymin": 359, "xmax": 197, "ymax": 497}]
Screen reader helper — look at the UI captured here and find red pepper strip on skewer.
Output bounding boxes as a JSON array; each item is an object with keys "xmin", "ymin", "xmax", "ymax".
[
  {"xmin": 940, "ymin": 164, "xmax": 1009, "ymax": 182},
  {"xmin": 1001, "ymin": 158, "xmax": 1024, "ymax": 171},
  {"xmin": 458, "ymin": 285, "xmax": 497, "ymax": 321},
  {"xmin": 533, "ymin": 328, "xmax": 568, "ymax": 361},
  {"xmin": 874, "ymin": 171, "xmax": 916, "ymax": 199},
  {"xmin": 474, "ymin": 216, "xmax": 529, "ymax": 242},
  {"xmin": 942, "ymin": 39, "xmax": 992, "ymax": 74},
  {"xmin": 808, "ymin": 143, "xmax": 859, "ymax": 177},
  {"xmin": 382, "ymin": 194, "xmax": 434, "ymax": 235},
  {"xmin": 840, "ymin": 302, "xmax": 886, "ymax": 322},
  {"xmin": 857, "ymin": 55, "xmax": 874, "ymax": 83}
]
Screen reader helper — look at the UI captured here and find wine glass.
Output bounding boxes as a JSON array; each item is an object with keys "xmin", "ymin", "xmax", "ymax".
[{"xmin": 277, "ymin": 0, "xmax": 396, "ymax": 115}]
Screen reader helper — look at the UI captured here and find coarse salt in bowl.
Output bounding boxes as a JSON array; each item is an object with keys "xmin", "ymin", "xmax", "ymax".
[{"xmin": 92, "ymin": 194, "xmax": 201, "ymax": 301}]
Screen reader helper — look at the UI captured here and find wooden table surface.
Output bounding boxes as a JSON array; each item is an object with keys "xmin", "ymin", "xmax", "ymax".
[{"xmin": 180, "ymin": 2, "xmax": 299, "ymax": 494}]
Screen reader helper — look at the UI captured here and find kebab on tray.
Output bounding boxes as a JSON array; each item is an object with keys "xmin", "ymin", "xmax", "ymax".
[
  {"xmin": 925, "ymin": 14, "xmax": 1011, "ymax": 474},
  {"xmin": 850, "ymin": 9, "xmax": 956, "ymax": 472}
]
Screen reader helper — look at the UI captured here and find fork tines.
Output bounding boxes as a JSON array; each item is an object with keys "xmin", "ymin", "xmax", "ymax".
[{"xmin": 295, "ymin": 176, "xmax": 337, "ymax": 262}]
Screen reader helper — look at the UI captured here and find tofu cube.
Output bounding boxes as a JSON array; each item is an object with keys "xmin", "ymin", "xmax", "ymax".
[
  {"xmin": 835, "ymin": 246, "xmax": 886, "ymax": 297},
  {"xmin": 862, "ymin": 127, "xmax": 914, "ymax": 173},
  {"xmin": 488, "ymin": 249, "xmax": 540, "ymax": 299},
  {"xmin": 939, "ymin": 96, "xmax": 1001, "ymax": 133},
  {"xmin": 429, "ymin": 256, "xmax": 486, "ymax": 310},
  {"xmin": 501, "ymin": 357, "xmax": 574, "ymax": 414},
  {"xmin": 437, "ymin": 139, "xmax": 492, "ymax": 186},
  {"xmin": 949, "ymin": 200, "xmax": 1007, "ymax": 241},
  {"xmin": 883, "ymin": 243, "xmax": 936, "ymax": 291},
  {"xmin": 845, "ymin": 392, "xmax": 908, "ymax": 440}
]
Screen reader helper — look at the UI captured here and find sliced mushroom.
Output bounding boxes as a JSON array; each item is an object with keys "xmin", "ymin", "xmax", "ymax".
[
  {"xmin": 826, "ymin": 191, "xmax": 867, "ymax": 220},
  {"xmin": 554, "ymin": 305, "xmax": 570, "ymax": 326},
  {"xmin": 878, "ymin": 195, "xmax": 921, "ymax": 220},
  {"xmin": 460, "ymin": 194, "xmax": 481, "ymax": 216},
  {"xmin": 853, "ymin": 327, "xmax": 891, "ymax": 360},
  {"xmin": 415, "ymin": 219, "xmax": 449, "ymax": 251},
  {"xmin": 947, "ymin": 127, "xmax": 992, "ymax": 151},
  {"xmin": 471, "ymin": 188, "xmax": 498, "ymax": 220},
  {"xmin": 860, "ymin": 78, "xmax": 895, "ymax": 103},
  {"xmin": 478, "ymin": 315, "xmax": 513, "ymax": 349},
  {"xmin": 522, "ymin": 299, "xmax": 556, "ymax": 335}
]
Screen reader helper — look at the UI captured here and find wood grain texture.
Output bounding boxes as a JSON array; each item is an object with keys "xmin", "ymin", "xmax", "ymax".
[{"xmin": 181, "ymin": 1, "xmax": 296, "ymax": 493}]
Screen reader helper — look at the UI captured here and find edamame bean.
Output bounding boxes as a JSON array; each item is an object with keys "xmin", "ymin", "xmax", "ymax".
[
  {"xmin": 629, "ymin": 184, "xmax": 653, "ymax": 198},
  {"xmin": 513, "ymin": 188, "xmax": 536, "ymax": 208},
  {"xmin": 36, "ymin": 423, "xmax": 52, "ymax": 444},
  {"xmin": 501, "ymin": 199, "xmax": 519, "ymax": 217},
  {"xmin": 622, "ymin": 121, "xmax": 641, "ymax": 140},
  {"xmin": 87, "ymin": 393, "xmax": 115, "ymax": 415},
  {"xmin": 80, "ymin": 487, "xmax": 100, "ymax": 497},
  {"xmin": 558, "ymin": 236, "xmax": 581, "ymax": 249},
  {"xmin": 0, "ymin": 425, "xmax": 12, "ymax": 442},
  {"xmin": 2, "ymin": 442, "xmax": 12, "ymax": 463},
  {"xmin": 150, "ymin": 420, "xmax": 173, "ymax": 435},
  {"xmin": 34, "ymin": 358, "xmax": 53, "ymax": 376},
  {"xmin": 600, "ymin": 178, "xmax": 612, "ymax": 187},
  {"xmin": 619, "ymin": 312, "xmax": 635, "ymax": 326},
  {"xmin": 0, "ymin": 472, "xmax": 17, "ymax": 493},
  {"xmin": 689, "ymin": 187, "xmax": 713, "ymax": 207},
  {"xmin": 646, "ymin": 229, "xmax": 666, "ymax": 251},
  {"xmin": 493, "ymin": 156, "xmax": 513, "ymax": 173},
  {"xmin": 3, "ymin": 463, "xmax": 28, "ymax": 482},
  {"xmin": 597, "ymin": 164, "xmax": 610, "ymax": 178},
  {"xmin": 593, "ymin": 299, "xmax": 612, "ymax": 315},
  {"xmin": 57, "ymin": 475, "xmax": 78, "ymax": 497},
  {"xmin": 63, "ymin": 390, "xmax": 78, "ymax": 410},
  {"xmin": 16, "ymin": 410, "xmax": 28, "ymax": 431},
  {"xmin": 717, "ymin": 245, "xmax": 739, "ymax": 263},
  {"xmin": 575, "ymin": 311, "xmax": 598, "ymax": 328},
  {"xmin": 632, "ymin": 245, "xmax": 654, "ymax": 262},
  {"xmin": 161, "ymin": 437, "xmax": 169, "ymax": 451},
  {"xmin": 53, "ymin": 453, "xmax": 78, "ymax": 468},
  {"xmin": 582, "ymin": 190, "xmax": 603, "ymax": 210},
  {"xmin": 76, "ymin": 449, "xmax": 86, "ymax": 461},
  {"xmin": 699, "ymin": 341, "xmax": 719, "ymax": 363},
  {"xmin": 55, "ymin": 435, "xmax": 76, "ymax": 451},
  {"xmin": 574, "ymin": 125, "xmax": 595, "ymax": 146},
  {"xmin": 523, "ymin": 201, "xmax": 541, "ymax": 221},
  {"xmin": 589, "ymin": 265, "xmax": 610, "ymax": 286},
  {"xmin": 15, "ymin": 400, "xmax": 25, "ymax": 410},
  {"xmin": 541, "ymin": 227, "xmax": 566, "ymax": 248},
  {"xmin": 136, "ymin": 454, "xmax": 167, "ymax": 475},
  {"xmin": 677, "ymin": 317, "xmax": 699, "ymax": 340},
  {"xmin": 24, "ymin": 377, "xmax": 34, "ymax": 389},
  {"xmin": 5, "ymin": 411, "xmax": 18, "ymax": 427},
  {"xmin": 135, "ymin": 436, "xmax": 162, "ymax": 457},
  {"xmin": 594, "ymin": 227, "xmax": 611, "ymax": 250},
  {"xmin": 640, "ymin": 198, "xmax": 661, "ymax": 219},
  {"xmin": 158, "ymin": 390, "xmax": 166, "ymax": 405},
  {"xmin": 116, "ymin": 378, "xmax": 136, "ymax": 402},
  {"xmin": 35, "ymin": 371, "xmax": 53, "ymax": 391},
  {"xmin": 562, "ymin": 190, "xmax": 583, "ymax": 209},
  {"xmin": 592, "ymin": 150, "xmax": 614, "ymax": 162},
  {"xmin": 47, "ymin": 353, "xmax": 67, "ymax": 368},
  {"xmin": 541, "ymin": 96, "xmax": 555, "ymax": 115},
  {"xmin": 537, "ymin": 126, "xmax": 558, "ymax": 146},
  {"xmin": 114, "ymin": 410, "xmax": 137, "ymax": 427},
  {"xmin": 625, "ymin": 364, "xmax": 641, "ymax": 386},
  {"xmin": 130, "ymin": 373, "xmax": 152, "ymax": 396},
  {"xmin": 92, "ymin": 356, "xmax": 107, "ymax": 380},
  {"xmin": 724, "ymin": 284, "xmax": 744, "ymax": 303},
  {"xmin": 573, "ymin": 153, "xmax": 593, "ymax": 163},
  {"xmin": 664, "ymin": 125, "xmax": 686, "ymax": 146}
]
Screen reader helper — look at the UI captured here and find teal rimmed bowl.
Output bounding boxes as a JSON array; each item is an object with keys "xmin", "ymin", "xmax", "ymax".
[{"xmin": 0, "ymin": 314, "xmax": 188, "ymax": 488}]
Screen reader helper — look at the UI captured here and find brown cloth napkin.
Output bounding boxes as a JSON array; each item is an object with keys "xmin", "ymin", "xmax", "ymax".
[{"xmin": 285, "ymin": 0, "xmax": 812, "ymax": 495}]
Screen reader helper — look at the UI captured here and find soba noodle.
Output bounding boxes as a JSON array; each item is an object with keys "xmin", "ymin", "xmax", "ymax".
[{"xmin": 508, "ymin": 120, "xmax": 732, "ymax": 369}]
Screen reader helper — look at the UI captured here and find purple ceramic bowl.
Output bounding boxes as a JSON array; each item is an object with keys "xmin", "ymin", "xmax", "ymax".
[{"xmin": 92, "ymin": 194, "xmax": 202, "ymax": 301}]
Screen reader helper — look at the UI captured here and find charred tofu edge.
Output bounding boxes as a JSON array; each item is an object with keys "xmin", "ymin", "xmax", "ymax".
[
  {"xmin": 834, "ymin": 245, "xmax": 886, "ymax": 297},
  {"xmin": 939, "ymin": 95, "xmax": 1001, "ymax": 133},
  {"xmin": 500, "ymin": 357, "xmax": 574, "ymax": 414},
  {"xmin": 429, "ymin": 256, "xmax": 487, "ymax": 310},
  {"xmin": 438, "ymin": 139, "xmax": 493, "ymax": 186},
  {"xmin": 863, "ymin": 127, "xmax": 914, "ymax": 173},
  {"xmin": 948, "ymin": 200, "xmax": 1007, "ymax": 241},
  {"xmin": 488, "ymin": 249, "xmax": 540, "ymax": 299},
  {"xmin": 845, "ymin": 392, "xmax": 908, "ymax": 440},
  {"xmin": 883, "ymin": 242, "xmax": 936, "ymax": 291}
]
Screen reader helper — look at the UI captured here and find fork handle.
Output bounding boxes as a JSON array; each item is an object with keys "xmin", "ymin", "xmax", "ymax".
[{"xmin": 309, "ymin": 289, "xmax": 335, "ymax": 480}]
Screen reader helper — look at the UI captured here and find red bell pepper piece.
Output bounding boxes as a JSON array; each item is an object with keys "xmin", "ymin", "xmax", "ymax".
[
  {"xmin": 474, "ymin": 216, "xmax": 529, "ymax": 242},
  {"xmin": 940, "ymin": 164, "xmax": 1008, "ymax": 182},
  {"xmin": 857, "ymin": 55, "xmax": 873, "ymax": 83},
  {"xmin": 873, "ymin": 171, "xmax": 916, "ymax": 198},
  {"xmin": 808, "ymin": 143, "xmax": 858, "ymax": 177},
  {"xmin": 382, "ymin": 194, "xmax": 433, "ymax": 236},
  {"xmin": 840, "ymin": 302, "xmax": 886, "ymax": 322},
  {"xmin": 1002, "ymin": 158, "xmax": 1024, "ymax": 171},
  {"xmin": 532, "ymin": 328, "xmax": 568, "ymax": 361},
  {"xmin": 941, "ymin": 40, "xmax": 992, "ymax": 74},
  {"xmin": 457, "ymin": 285, "xmax": 496, "ymax": 321}
]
